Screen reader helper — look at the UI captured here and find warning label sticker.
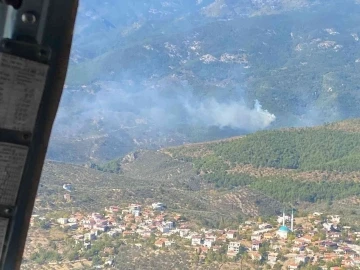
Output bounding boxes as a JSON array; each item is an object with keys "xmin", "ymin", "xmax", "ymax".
[
  {"xmin": 0, "ymin": 143, "xmax": 28, "ymax": 206},
  {"xmin": 0, "ymin": 53, "xmax": 48, "ymax": 132}
]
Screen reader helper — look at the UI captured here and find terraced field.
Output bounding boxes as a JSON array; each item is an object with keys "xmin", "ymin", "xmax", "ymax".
[{"xmin": 37, "ymin": 150, "xmax": 284, "ymax": 228}]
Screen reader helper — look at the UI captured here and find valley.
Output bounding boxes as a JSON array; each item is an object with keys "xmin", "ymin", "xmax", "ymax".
[
  {"xmin": 22, "ymin": 119, "xmax": 360, "ymax": 269},
  {"xmin": 38, "ymin": 119, "xmax": 360, "ymax": 225},
  {"xmin": 23, "ymin": 0, "xmax": 360, "ymax": 269}
]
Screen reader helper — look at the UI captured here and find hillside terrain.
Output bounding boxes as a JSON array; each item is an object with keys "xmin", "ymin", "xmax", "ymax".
[
  {"xmin": 49, "ymin": 0, "xmax": 360, "ymax": 163},
  {"xmin": 24, "ymin": 1, "xmax": 360, "ymax": 268},
  {"xmin": 25, "ymin": 119, "xmax": 360, "ymax": 269},
  {"xmin": 165, "ymin": 119, "xmax": 360, "ymax": 206},
  {"xmin": 39, "ymin": 119, "xmax": 360, "ymax": 225},
  {"xmin": 38, "ymin": 151, "xmax": 282, "ymax": 229}
]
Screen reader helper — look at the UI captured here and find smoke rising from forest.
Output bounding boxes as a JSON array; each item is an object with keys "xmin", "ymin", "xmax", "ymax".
[
  {"xmin": 185, "ymin": 99, "xmax": 276, "ymax": 131},
  {"xmin": 54, "ymin": 80, "xmax": 276, "ymax": 137}
]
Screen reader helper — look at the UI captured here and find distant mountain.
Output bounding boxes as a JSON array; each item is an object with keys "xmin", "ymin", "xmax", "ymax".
[
  {"xmin": 71, "ymin": 0, "xmax": 319, "ymax": 63},
  {"xmin": 50, "ymin": 0, "xmax": 360, "ymax": 163}
]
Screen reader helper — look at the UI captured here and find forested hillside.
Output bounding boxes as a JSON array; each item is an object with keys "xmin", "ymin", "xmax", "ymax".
[
  {"xmin": 35, "ymin": 119, "xmax": 360, "ymax": 233},
  {"xmin": 166, "ymin": 119, "xmax": 360, "ymax": 204},
  {"xmin": 169, "ymin": 119, "xmax": 360, "ymax": 171},
  {"xmin": 203, "ymin": 128, "xmax": 360, "ymax": 171}
]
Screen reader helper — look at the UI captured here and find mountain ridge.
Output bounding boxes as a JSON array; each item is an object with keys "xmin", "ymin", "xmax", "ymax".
[{"xmin": 51, "ymin": 0, "xmax": 360, "ymax": 163}]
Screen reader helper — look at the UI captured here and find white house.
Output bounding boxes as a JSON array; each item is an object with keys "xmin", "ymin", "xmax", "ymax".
[
  {"xmin": 140, "ymin": 230, "xmax": 151, "ymax": 238},
  {"xmin": 107, "ymin": 231, "xmax": 119, "ymax": 238},
  {"xmin": 295, "ymin": 255, "xmax": 309, "ymax": 264},
  {"xmin": 57, "ymin": 218, "xmax": 68, "ymax": 225},
  {"xmin": 203, "ymin": 237, "xmax": 216, "ymax": 248},
  {"xmin": 226, "ymin": 230, "xmax": 237, "ymax": 239},
  {"xmin": 105, "ymin": 259, "xmax": 114, "ymax": 267},
  {"xmin": 259, "ymin": 223, "xmax": 272, "ymax": 230},
  {"xmin": 92, "ymin": 213, "xmax": 103, "ymax": 221},
  {"xmin": 228, "ymin": 242, "xmax": 241, "ymax": 253},
  {"xmin": 94, "ymin": 224, "xmax": 108, "ymax": 232},
  {"xmin": 129, "ymin": 204, "xmax": 141, "ymax": 215},
  {"xmin": 105, "ymin": 206, "xmax": 120, "ymax": 213},
  {"xmin": 252, "ymin": 240, "xmax": 261, "ymax": 251},
  {"xmin": 152, "ymin": 202, "xmax": 165, "ymax": 211},
  {"xmin": 191, "ymin": 236, "xmax": 202, "ymax": 246},
  {"xmin": 179, "ymin": 229, "xmax": 190, "ymax": 237},
  {"xmin": 84, "ymin": 232, "xmax": 96, "ymax": 241},
  {"xmin": 158, "ymin": 226, "xmax": 169, "ymax": 233},
  {"xmin": 163, "ymin": 221, "xmax": 174, "ymax": 230},
  {"xmin": 144, "ymin": 219, "xmax": 153, "ymax": 225},
  {"xmin": 91, "ymin": 229, "xmax": 101, "ymax": 236},
  {"xmin": 83, "ymin": 242, "xmax": 91, "ymax": 250},
  {"xmin": 61, "ymin": 223, "xmax": 77, "ymax": 230},
  {"xmin": 251, "ymin": 234, "xmax": 262, "ymax": 241},
  {"xmin": 165, "ymin": 240, "xmax": 175, "ymax": 247},
  {"xmin": 68, "ymin": 217, "xmax": 77, "ymax": 223}
]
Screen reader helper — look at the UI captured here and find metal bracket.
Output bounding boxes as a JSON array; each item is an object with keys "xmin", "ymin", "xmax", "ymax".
[
  {"xmin": 12, "ymin": 0, "xmax": 49, "ymax": 44},
  {"xmin": 0, "ymin": 129, "xmax": 31, "ymax": 146},
  {"xmin": 0, "ymin": 38, "xmax": 51, "ymax": 64}
]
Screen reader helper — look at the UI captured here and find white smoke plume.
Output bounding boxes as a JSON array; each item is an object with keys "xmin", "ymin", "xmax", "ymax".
[
  {"xmin": 54, "ymin": 80, "xmax": 276, "ymax": 138},
  {"xmin": 185, "ymin": 99, "xmax": 276, "ymax": 131}
]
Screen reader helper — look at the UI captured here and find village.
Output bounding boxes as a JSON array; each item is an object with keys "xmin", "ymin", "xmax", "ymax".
[{"xmin": 26, "ymin": 197, "xmax": 360, "ymax": 270}]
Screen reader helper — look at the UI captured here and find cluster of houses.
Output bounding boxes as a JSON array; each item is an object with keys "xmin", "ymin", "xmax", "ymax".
[
  {"xmin": 31, "ymin": 202, "xmax": 177, "ymax": 246},
  {"xmin": 236, "ymin": 212, "xmax": 360, "ymax": 269},
  {"xmin": 30, "ymin": 204, "xmax": 360, "ymax": 269}
]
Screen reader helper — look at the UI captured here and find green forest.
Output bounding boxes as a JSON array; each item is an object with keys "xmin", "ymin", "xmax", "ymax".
[
  {"xmin": 90, "ymin": 158, "xmax": 122, "ymax": 173},
  {"xmin": 209, "ymin": 128, "xmax": 360, "ymax": 171},
  {"xmin": 251, "ymin": 178, "xmax": 360, "ymax": 203},
  {"xmin": 202, "ymin": 172, "xmax": 360, "ymax": 204},
  {"xmin": 172, "ymin": 122, "xmax": 360, "ymax": 172},
  {"xmin": 168, "ymin": 119, "xmax": 360, "ymax": 204}
]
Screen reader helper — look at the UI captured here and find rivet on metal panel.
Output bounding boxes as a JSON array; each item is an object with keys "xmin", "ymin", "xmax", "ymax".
[
  {"xmin": 4, "ymin": 208, "xmax": 12, "ymax": 216},
  {"xmin": 38, "ymin": 48, "xmax": 50, "ymax": 61},
  {"xmin": 21, "ymin": 12, "xmax": 37, "ymax": 24},
  {"xmin": 38, "ymin": 48, "xmax": 47, "ymax": 57},
  {"xmin": 22, "ymin": 133, "xmax": 32, "ymax": 141}
]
